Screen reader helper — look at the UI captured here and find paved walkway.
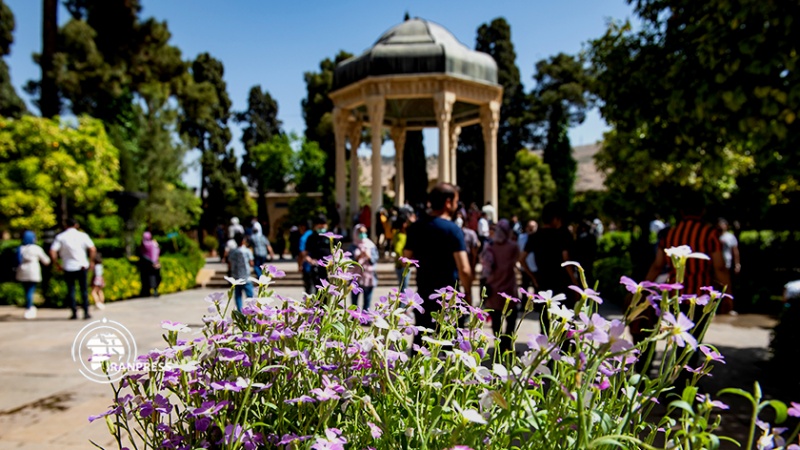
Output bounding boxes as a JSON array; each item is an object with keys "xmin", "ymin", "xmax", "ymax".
[{"xmin": 0, "ymin": 275, "xmax": 779, "ymax": 449}]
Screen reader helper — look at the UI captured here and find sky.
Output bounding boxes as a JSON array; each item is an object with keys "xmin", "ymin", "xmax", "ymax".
[{"xmin": 4, "ymin": 0, "xmax": 635, "ymax": 189}]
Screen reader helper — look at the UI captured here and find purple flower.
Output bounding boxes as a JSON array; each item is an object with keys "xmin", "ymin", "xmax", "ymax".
[
  {"xmin": 278, "ymin": 433, "xmax": 312, "ymax": 445},
  {"xmin": 569, "ymin": 286, "xmax": 603, "ymax": 304},
  {"xmin": 311, "ymin": 428, "xmax": 347, "ymax": 450},
  {"xmin": 699, "ymin": 345, "xmax": 725, "ymax": 364},
  {"xmin": 696, "ymin": 394, "xmax": 729, "ymax": 410},
  {"xmin": 500, "ymin": 292, "xmax": 520, "ymax": 303},
  {"xmin": 285, "ymin": 395, "xmax": 317, "ymax": 404},
  {"xmin": 788, "ymin": 402, "xmax": 800, "ymax": 418},
  {"xmin": 577, "ymin": 312, "xmax": 609, "ymax": 344},
  {"xmin": 139, "ymin": 394, "xmax": 172, "ymax": 417},
  {"xmin": 398, "ymin": 257, "xmax": 419, "ymax": 267},
  {"xmin": 367, "ymin": 421, "xmax": 382, "ymax": 439},
  {"xmin": 88, "ymin": 405, "xmax": 122, "ymax": 422},
  {"xmin": 191, "ymin": 400, "xmax": 230, "ymax": 417},
  {"xmin": 642, "ymin": 280, "xmax": 684, "ymax": 292},
  {"xmin": 210, "ymin": 380, "xmax": 244, "ymax": 392},
  {"xmin": 400, "ymin": 288, "xmax": 425, "ymax": 313},
  {"xmin": 620, "ymin": 276, "xmax": 650, "ymax": 294},
  {"xmin": 320, "ymin": 232, "xmax": 342, "ymax": 240},
  {"xmin": 265, "ymin": 265, "xmax": 286, "ymax": 278},
  {"xmin": 607, "ymin": 319, "xmax": 633, "ymax": 353},
  {"xmin": 217, "ymin": 348, "xmax": 248, "ymax": 363},
  {"xmin": 661, "ymin": 312, "xmax": 698, "ymax": 350}
]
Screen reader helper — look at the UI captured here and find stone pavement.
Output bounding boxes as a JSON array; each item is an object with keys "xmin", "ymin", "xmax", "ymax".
[{"xmin": 0, "ymin": 279, "xmax": 779, "ymax": 449}]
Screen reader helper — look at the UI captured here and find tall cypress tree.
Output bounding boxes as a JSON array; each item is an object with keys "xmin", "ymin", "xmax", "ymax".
[
  {"xmin": 0, "ymin": 0, "xmax": 27, "ymax": 118},
  {"xmin": 530, "ymin": 53, "xmax": 593, "ymax": 207},
  {"xmin": 237, "ymin": 85, "xmax": 281, "ymax": 222},
  {"xmin": 302, "ymin": 51, "xmax": 353, "ymax": 200},
  {"xmin": 457, "ymin": 17, "xmax": 529, "ymax": 204}
]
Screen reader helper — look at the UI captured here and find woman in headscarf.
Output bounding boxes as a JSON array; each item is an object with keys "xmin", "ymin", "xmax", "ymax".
[
  {"xmin": 480, "ymin": 219, "xmax": 521, "ymax": 354},
  {"xmin": 348, "ymin": 224, "xmax": 378, "ymax": 310},
  {"xmin": 139, "ymin": 231, "xmax": 161, "ymax": 297},
  {"xmin": 16, "ymin": 230, "xmax": 51, "ymax": 319}
]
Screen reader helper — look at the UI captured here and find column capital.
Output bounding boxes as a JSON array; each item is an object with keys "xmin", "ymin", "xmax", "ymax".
[
  {"xmin": 480, "ymin": 101, "xmax": 501, "ymax": 132},
  {"xmin": 433, "ymin": 91, "xmax": 456, "ymax": 127},
  {"xmin": 365, "ymin": 95, "xmax": 385, "ymax": 130}
]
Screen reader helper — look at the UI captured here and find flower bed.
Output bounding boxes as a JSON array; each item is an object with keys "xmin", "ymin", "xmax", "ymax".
[{"xmin": 91, "ymin": 242, "xmax": 800, "ymax": 449}]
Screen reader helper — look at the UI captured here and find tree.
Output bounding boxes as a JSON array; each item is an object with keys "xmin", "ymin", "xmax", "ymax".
[
  {"xmin": 457, "ymin": 18, "xmax": 529, "ymax": 204},
  {"xmin": 403, "ymin": 130, "xmax": 428, "ymax": 207},
  {"xmin": 302, "ymin": 50, "xmax": 353, "ymax": 199},
  {"xmin": 0, "ymin": 0, "xmax": 26, "ymax": 118},
  {"xmin": 236, "ymin": 85, "xmax": 281, "ymax": 221},
  {"xmin": 499, "ymin": 149, "xmax": 556, "ymax": 222},
  {"xmin": 590, "ymin": 0, "xmax": 800, "ymax": 226},
  {"xmin": 24, "ymin": 0, "xmax": 200, "ymax": 234},
  {"xmin": 180, "ymin": 53, "xmax": 250, "ymax": 230},
  {"xmin": 530, "ymin": 53, "xmax": 594, "ymax": 207},
  {"xmin": 293, "ymin": 139, "xmax": 327, "ymax": 193},
  {"xmin": 39, "ymin": 0, "xmax": 59, "ymax": 117},
  {"xmin": 248, "ymin": 134, "xmax": 294, "ymax": 194},
  {"xmin": 0, "ymin": 116, "xmax": 120, "ymax": 231}
]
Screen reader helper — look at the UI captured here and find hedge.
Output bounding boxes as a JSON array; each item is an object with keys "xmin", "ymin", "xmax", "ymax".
[{"xmin": 0, "ymin": 233, "xmax": 205, "ymax": 307}]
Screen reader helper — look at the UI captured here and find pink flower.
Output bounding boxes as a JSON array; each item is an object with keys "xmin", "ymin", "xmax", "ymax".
[
  {"xmin": 569, "ymin": 286, "xmax": 603, "ymax": 304},
  {"xmin": 789, "ymin": 402, "xmax": 800, "ymax": 418},
  {"xmin": 699, "ymin": 345, "xmax": 725, "ymax": 364},
  {"xmin": 398, "ymin": 257, "xmax": 419, "ymax": 267},
  {"xmin": 367, "ymin": 422, "xmax": 382, "ymax": 439},
  {"xmin": 661, "ymin": 312, "xmax": 697, "ymax": 350}
]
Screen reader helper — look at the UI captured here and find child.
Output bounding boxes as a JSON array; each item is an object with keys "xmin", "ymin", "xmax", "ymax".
[{"xmin": 91, "ymin": 253, "xmax": 105, "ymax": 310}]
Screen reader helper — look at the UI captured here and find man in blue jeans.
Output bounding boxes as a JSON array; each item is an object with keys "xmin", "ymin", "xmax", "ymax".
[
  {"xmin": 50, "ymin": 218, "xmax": 96, "ymax": 320},
  {"xmin": 228, "ymin": 233, "xmax": 254, "ymax": 312}
]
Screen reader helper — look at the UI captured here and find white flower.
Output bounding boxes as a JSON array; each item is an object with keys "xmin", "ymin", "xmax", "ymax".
[
  {"xmin": 223, "ymin": 276, "xmax": 246, "ymax": 286},
  {"xmin": 548, "ymin": 304, "xmax": 574, "ymax": 321},
  {"xmin": 422, "ymin": 336, "xmax": 452, "ymax": 346},
  {"xmin": 664, "ymin": 245, "xmax": 710, "ymax": 261},
  {"xmin": 161, "ymin": 321, "xmax": 191, "ymax": 333},
  {"xmin": 248, "ymin": 275, "xmax": 272, "ymax": 286},
  {"xmin": 372, "ymin": 317, "xmax": 391, "ymax": 330},
  {"xmin": 492, "ymin": 363, "xmax": 509, "ymax": 380},
  {"xmin": 164, "ymin": 360, "xmax": 200, "ymax": 372},
  {"xmin": 453, "ymin": 401, "xmax": 488, "ymax": 425},
  {"xmin": 460, "ymin": 353, "xmax": 491, "ymax": 382},
  {"xmin": 535, "ymin": 290, "xmax": 567, "ymax": 305}
]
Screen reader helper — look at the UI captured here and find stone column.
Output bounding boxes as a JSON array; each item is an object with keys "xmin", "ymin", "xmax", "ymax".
[
  {"xmin": 449, "ymin": 124, "xmax": 461, "ymax": 185},
  {"xmin": 434, "ymin": 92, "xmax": 455, "ymax": 184},
  {"xmin": 347, "ymin": 122, "xmax": 362, "ymax": 228},
  {"xmin": 366, "ymin": 96, "xmax": 385, "ymax": 239},
  {"xmin": 333, "ymin": 107, "xmax": 349, "ymax": 223},
  {"xmin": 390, "ymin": 123, "xmax": 407, "ymax": 207},
  {"xmin": 481, "ymin": 101, "xmax": 500, "ymax": 215}
]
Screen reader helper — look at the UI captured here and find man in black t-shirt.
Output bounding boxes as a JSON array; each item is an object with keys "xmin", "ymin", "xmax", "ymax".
[
  {"xmin": 304, "ymin": 214, "xmax": 335, "ymax": 289},
  {"xmin": 404, "ymin": 183, "xmax": 472, "ymax": 345}
]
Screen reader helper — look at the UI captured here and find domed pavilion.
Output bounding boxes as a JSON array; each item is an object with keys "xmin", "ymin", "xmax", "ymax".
[{"xmin": 329, "ymin": 18, "xmax": 503, "ymax": 235}]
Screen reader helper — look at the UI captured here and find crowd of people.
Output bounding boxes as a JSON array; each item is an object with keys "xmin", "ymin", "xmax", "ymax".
[{"xmin": 13, "ymin": 218, "xmax": 165, "ymax": 320}]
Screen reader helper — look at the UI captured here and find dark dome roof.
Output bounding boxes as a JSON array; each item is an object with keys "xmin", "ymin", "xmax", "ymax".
[{"xmin": 333, "ymin": 18, "xmax": 499, "ymax": 91}]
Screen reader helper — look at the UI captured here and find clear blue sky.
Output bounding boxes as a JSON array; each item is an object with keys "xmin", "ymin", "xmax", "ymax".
[{"xmin": 4, "ymin": 0, "xmax": 634, "ymax": 188}]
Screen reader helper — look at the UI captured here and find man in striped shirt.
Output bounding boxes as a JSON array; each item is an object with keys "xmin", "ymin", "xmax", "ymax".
[
  {"xmin": 635, "ymin": 197, "xmax": 732, "ymax": 344},
  {"xmin": 645, "ymin": 202, "xmax": 731, "ymax": 303}
]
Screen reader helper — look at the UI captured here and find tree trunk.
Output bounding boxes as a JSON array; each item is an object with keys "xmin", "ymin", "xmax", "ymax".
[{"xmin": 40, "ymin": 0, "xmax": 59, "ymax": 117}]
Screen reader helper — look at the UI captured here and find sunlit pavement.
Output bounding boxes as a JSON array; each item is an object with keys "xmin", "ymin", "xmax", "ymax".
[{"xmin": 0, "ymin": 274, "xmax": 774, "ymax": 449}]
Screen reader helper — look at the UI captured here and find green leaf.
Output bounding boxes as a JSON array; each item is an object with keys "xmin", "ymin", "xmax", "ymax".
[
  {"xmin": 718, "ymin": 387, "xmax": 755, "ymax": 405},
  {"xmin": 669, "ymin": 400, "xmax": 695, "ymax": 415},
  {"xmin": 765, "ymin": 400, "xmax": 788, "ymax": 424}
]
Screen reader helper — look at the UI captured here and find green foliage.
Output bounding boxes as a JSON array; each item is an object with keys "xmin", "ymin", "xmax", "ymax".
[
  {"xmin": 0, "ymin": 1, "xmax": 26, "ymax": 118},
  {"xmin": 181, "ymin": 53, "xmax": 250, "ymax": 230},
  {"xmin": 596, "ymin": 231, "xmax": 632, "ymax": 259},
  {"xmin": 294, "ymin": 139, "xmax": 327, "ymax": 193},
  {"xmin": 590, "ymin": 1, "xmax": 800, "ymax": 225},
  {"xmin": 592, "ymin": 255, "xmax": 632, "ymax": 305},
  {"xmin": 286, "ymin": 194, "xmax": 325, "ymax": 229},
  {"xmin": 0, "ymin": 115, "xmax": 121, "ymax": 231},
  {"xmin": 498, "ymin": 150, "xmax": 556, "ymax": 221},
  {"xmin": 249, "ymin": 135, "xmax": 293, "ymax": 193},
  {"xmin": 0, "ymin": 232, "xmax": 204, "ymax": 305},
  {"xmin": 202, "ymin": 235, "xmax": 218, "ymax": 252},
  {"xmin": 302, "ymin": 51, "xmax": 353, "ymax": 199},
  {"xmin": 402, "ymin": 130, "xmax": 427, "ymax": 206}
]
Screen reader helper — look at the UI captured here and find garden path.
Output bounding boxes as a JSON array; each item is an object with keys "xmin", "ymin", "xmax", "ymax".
[{"xmin": 0, "ymin": 272, "xmax": 783, "ymax": 449}]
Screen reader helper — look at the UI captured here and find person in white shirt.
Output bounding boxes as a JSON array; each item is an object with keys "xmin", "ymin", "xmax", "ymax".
[
  {"xmin": 16, "ymin": 230, "xmax": 51, "ymax": 319},
  {"xmin": 481, "ymin": 202, "xmax": 496, "ymax": 224},
  {"xmin": 50, "ymin": 218, "xmax": 96, "ymax": 320},
  {"xmin": 477, "ymin": 212, "xmax": 491, "ymax": 248},
  {"xmin": 228, "ymin": 217, "xmax": 245, "ymax": 239}
]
